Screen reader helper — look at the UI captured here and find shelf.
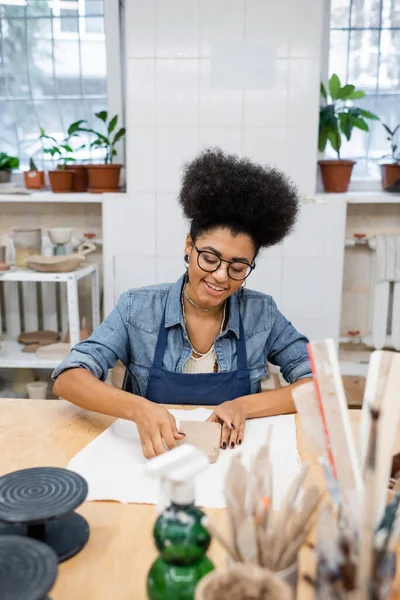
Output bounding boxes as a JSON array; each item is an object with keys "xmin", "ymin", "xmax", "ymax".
[
  {"xmin": 0, "ymin": 191, "xmax": 103, "ymax": 203},
  {"xmin": 315, "ymin": 191, "xmax": 400, "ymax": 204},
  {"xmin": 0, "ymin": 339, "xmax": 65, "ymax": 369},
  {"xmin": 0, "ymin": 264, "xmax": 96, "ymax": 282}
]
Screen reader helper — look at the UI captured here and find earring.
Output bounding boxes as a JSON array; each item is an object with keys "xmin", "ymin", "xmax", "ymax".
[
  {"xmin": 184, "ymin": 254, "xmax": 189, "ymax": 269},
  {"xmin": 241, "ymin": 280, "xmax": 247, "ymax": 288}
]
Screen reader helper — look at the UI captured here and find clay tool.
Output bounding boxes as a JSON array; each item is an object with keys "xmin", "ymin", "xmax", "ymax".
[
  {"xmin": 308, "ymin": 340, "xmax": 363, "ymax": 499},
  {"xmin": 201, "ymin": 516, "xmax": 241, "ymax": 562},
  {"xmin": 292, "ymin": 381, "xmax": 331, "ymax": 462}
]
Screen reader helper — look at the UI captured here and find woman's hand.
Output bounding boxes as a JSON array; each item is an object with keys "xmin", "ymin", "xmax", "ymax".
[
  {"xmin": 207, "ymin": 399, "xmax": 246, "ymax": 450},
  {"xmin": 132, "ymin": 398, "xmax": 185, "ymax": 459}
]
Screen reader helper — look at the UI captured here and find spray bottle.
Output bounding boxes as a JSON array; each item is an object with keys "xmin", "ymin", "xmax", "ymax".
[{"xmin": 146, "ymin": 445, "xmax": 215, "ymax": 600}]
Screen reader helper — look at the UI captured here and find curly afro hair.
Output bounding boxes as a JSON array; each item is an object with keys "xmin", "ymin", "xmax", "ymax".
[{"xmin": 179, "ymin": 148, "xmax": 299, "ymax": 254}]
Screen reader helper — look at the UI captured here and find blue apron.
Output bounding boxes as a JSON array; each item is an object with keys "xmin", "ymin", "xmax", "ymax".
[{"xmin": 145, "ymin": 307, "xmax": 251, "ymax": 406}]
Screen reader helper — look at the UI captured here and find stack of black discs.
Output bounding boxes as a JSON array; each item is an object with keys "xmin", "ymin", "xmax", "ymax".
[
  {"xmin": 0, "ymin": 535, "xmax": 58, "ymax": 600},
  {"xmin": 0, "ymin": 467, "xmax": 89, "ymax": 562}
]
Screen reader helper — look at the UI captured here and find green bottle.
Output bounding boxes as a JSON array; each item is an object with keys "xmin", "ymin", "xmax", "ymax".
[{"xmin": 146, "ymin": 445, "xmax": 215, "ymax": 600}]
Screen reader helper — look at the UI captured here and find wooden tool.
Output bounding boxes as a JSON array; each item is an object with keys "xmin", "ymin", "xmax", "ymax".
[{"xmin": 308, "ymin": 339, "xmax": 363, "ymax": 499}]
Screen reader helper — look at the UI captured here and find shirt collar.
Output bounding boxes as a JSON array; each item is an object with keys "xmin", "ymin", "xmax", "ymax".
[{"xmin": 165, "ymin": 275, "xmax": 241, "ymax": 339}]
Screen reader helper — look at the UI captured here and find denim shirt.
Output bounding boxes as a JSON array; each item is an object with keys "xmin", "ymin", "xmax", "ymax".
[{"xmin": 52, "ymin": 275, "xmax": 312, "ymax": 396}]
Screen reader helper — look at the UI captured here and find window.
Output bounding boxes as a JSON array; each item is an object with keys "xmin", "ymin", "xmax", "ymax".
[
  {"xmin": 0, "ymin": 0, "xmax": 107, "ymax": 169},
  {"xmin": 329, "ymin": 0, "xmax": 400, "ymax": 179}
]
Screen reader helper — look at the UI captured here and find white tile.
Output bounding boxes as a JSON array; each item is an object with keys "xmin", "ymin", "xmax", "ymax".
[
  {"xmin": 281, "ymin": 258, "xmax": 326, "ymax": 320},
  {"xmin": 243, "ymin": 128, "xmax": 287, "ymax": 171},
  {"xmin": 156, "ymin": 193, "xmax": 190, "ymax": 257},
  {"xmin": 104, "ymin": 193, "xmax": 156, "ymax": 256},
  {"xmin": 200, "ymin": 0, "xmax": 245, "ymax": 58},
  {"xmin": 200, "ymin": 60, "xmax": 243, "ymax": 127},
  {"xmin": 287, "ymin": 59, "xmax": 319, "ymax": 128},
  {"xmin": 156, "ymin": 257, "xmax": 186, "ymax": 284},
  {"xmin": 156, "ymin": 60, "xmax": 199, "ymax": 127},
  {"xmin": 289, "ymin": 318, "xmax": 334, "ymax": 343},
  {"xmin": 155, "ymin": 0, "xmax": 200, "ymax": 57},
  {"xmin": 127, "ymin": 60, "xmax": 155, "ymax": 127},
  {"xmin": 114, "ymin": 256, "xmax": 156, "ymax": 298},
  {"xmin": 289, "ymin": 0, "xmax": 323, "ymax": 58},
  {"xmin": 199, "ymin": 128, "xmax": 242, "ymax": 156},
  {"xmin": 283, "ymin": 126, "xmax": 318, "ymax": 196},
  {"xmin": 244, "ymin": 60, "xmax": 288, "ymax": 127},
  {"xmin": 283, "ymin": 203, "xmax": 327, "ymax": 258},
  {"xmin": 155, "ymin": 128, "xmax": 200, "ymax": 192},
  {"xmin": 126, "ymin": 128, "xmax": 155, "ymax": 193},
  {"xmin": 260, "ymin": 243, "xmax": 283, "ymax": 259},
  {"xmin": 125, "ymin": 0, "xmax": 155, "ymax": 58},
  {"xmin": 247, "ymin": 257, "xmax": 282, "ymax": 305},
  {"xmin": 245, "ymin": 0, "xmax": 290, "ymax": 58}
]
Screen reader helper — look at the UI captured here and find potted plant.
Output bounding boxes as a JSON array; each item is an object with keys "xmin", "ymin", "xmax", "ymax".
[
  {"xmin": 63, "ymin": 120, "xmax": 89, "ymax": 192},
  {"xmin": 23, "ymin": 158, "xmax": 45, "ymax": 190},
  {"xmin": 39, "ymin": 128, "xmax": 84, "ymax": 193},
  {"xmin": 78, "ymin": 111, "xmax": 125, "ymax": 193},
  {"xmin": 0, "ymin": 152, "xmax": 19, "ymax": 184},
  {"xmin": 318, "ymin": 74, "xmax": 379, "ymax": 193},
  {"xmin": 380, "ymin": 123, "xmax": 400, "ymax": 191}
]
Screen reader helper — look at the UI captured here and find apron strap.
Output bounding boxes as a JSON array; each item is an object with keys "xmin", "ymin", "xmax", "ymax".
[
  {"xmin": 152, "ymin": 310, "xmax": 168, "ymax": 368},
  {"xmin": 236, "ymin": 313, "xmax": 248, "ymax": 370},
  {"xmin": 152, "ymin": 307, "xmax": 248, "ymax": 370}
]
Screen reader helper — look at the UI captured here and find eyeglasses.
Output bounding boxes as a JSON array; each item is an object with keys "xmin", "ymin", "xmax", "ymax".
[{"xmin": 194, "ymin": 246, "xmax": 255, "ymax": 281}]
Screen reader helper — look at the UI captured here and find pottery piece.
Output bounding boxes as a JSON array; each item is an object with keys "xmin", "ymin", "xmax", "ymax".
[
  {"xmin": 18, "ymin": 330, "xmax": 60, "ymax": 346},
  {"xmin": 36, "ymin": 343, "xmax": 71, "ymax": 361},
  {"xmin": 12, "ymin": 227, "xmax": 42, "ymax": 268},
  {"xmin": 64, "ymin": 317, "xmax": 92, "ymax": 343},
  {"xmin": 195, "ymin": 564, "xmax": 293, "ymax": 600},
  {"xmin": 0, "ymin": 262, "xmax": 10, "ymax": 271},
  {"xmin": 26, "ymin": 241, "xmax": 96, "ymax": 273},
  {"xmin": 26, "ymin": 381, "xmax": 48, "ymax": 399},
  {"xmin": 177, "ymin": 421, "xmax": 222, "ymax": 464}
]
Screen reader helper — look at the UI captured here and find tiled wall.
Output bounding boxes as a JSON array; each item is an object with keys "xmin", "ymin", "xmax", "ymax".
[
  {"xmin": 125, "ymin": 0, "xmax": 324, "ymax": 280},
  {"xmin": 341, "ymin": 204, "xmax": 400, "ymax": 337}
]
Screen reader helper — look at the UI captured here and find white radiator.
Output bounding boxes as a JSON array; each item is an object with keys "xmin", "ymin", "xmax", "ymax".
[{"xmin": 345, "ymin": 235, "xmax": 400, "ymax": 351}]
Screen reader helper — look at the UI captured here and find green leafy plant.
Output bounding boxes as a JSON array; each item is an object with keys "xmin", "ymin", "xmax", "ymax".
[
  {"xmin": 78, "ymin": 111, "xmax": 126, "ymax": 164},
  {"xmin": 39, "ymin": 120, "xmax": 86, "ymax": 169},
  {"xmin": 319, "ymin": 74, "xmax": 379, "ymax": 159},
  {"xmin": 381, "ymin": 123, "xmax": 400, "ymax": 163},
  {"xmin": 29, "ymin": 158, "xmax": 38, "ymax": 171},
  {"xmin": 0, "ymin": 152, "xmax": 19, "ymax": 171}
]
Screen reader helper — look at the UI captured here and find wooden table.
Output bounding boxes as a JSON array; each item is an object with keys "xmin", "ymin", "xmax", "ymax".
[{"xmin": 0, "ymin": 399, "xmax": 355, "ymax": 600}]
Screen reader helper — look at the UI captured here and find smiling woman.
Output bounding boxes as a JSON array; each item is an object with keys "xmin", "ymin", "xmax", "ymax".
[{"xmin": 52, "ymin": 148, "xmax": 313, "ymax": 459}]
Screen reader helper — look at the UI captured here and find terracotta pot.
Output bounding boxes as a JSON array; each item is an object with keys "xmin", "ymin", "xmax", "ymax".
[
  {"xmin": 0, "ymin": 171, "xmax": 11, "ymax": 184},
  {"xmin": 48, "ymin": 169, "xmax": 74, "ymax": 193},
  {"xmin": 318, "ymin": 159, "xmax": 356, "ymax": 193},
  {"xmin": 86, "ymin": 164, "xmax": 122, "ymax": 193},
  {"xmin": 65, "ymin": 164, "xmax": 88, "ymax": 192},
  {"xmin": 24, "ymin": 170, "xmax": 45, "ymax": 190},
  {"xmin": 380, "ymin": 163, "xmax": 400, "ymax": 191}
]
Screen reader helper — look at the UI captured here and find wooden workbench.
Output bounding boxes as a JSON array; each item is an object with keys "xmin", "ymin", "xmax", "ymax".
[{"xmin": 0, "ymin": 399, "xmax": 355, "ymax": 599}]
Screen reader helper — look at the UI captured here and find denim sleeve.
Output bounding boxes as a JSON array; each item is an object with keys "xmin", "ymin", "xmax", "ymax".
[
  {"xmin": 52, "ymin": 291, "xmax": 131, "ymax": 382},
  {"xmin": 265, "ymin": 300, "xmax": 312, "ymax": 384}
]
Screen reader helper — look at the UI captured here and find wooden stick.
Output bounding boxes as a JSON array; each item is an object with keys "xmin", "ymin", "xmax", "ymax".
[
  {"xmin": 201, "ymin": 516, "xmax": 241, "ymax": 562},
  {"xmin": 308, "ymin": 340, "xmax": 363, "ymax": 498}
]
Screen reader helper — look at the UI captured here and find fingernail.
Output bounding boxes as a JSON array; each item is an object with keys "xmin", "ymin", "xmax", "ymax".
[
  {"xmin": 238, "ymin": 439, "xmax": 242, "ymax": 445},
  {"xmin": 178, "ymin": 432, "xmax": 186, "ymax": 436},
  {"xmin": 231, "ymin": 422, "xmax": 235, "ymax": 429},
  {"xmin": 230, "ymin": 442, "xmax": 235, "ymax": 449},
  {"xmin": 222, "ymin": 442, "xmax": 226, "ymax": 449}
]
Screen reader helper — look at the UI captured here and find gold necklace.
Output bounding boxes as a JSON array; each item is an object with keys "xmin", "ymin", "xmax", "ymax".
[{"xmin": 181, "ymin": 292, "xmax": 226, "ymax": 357}]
